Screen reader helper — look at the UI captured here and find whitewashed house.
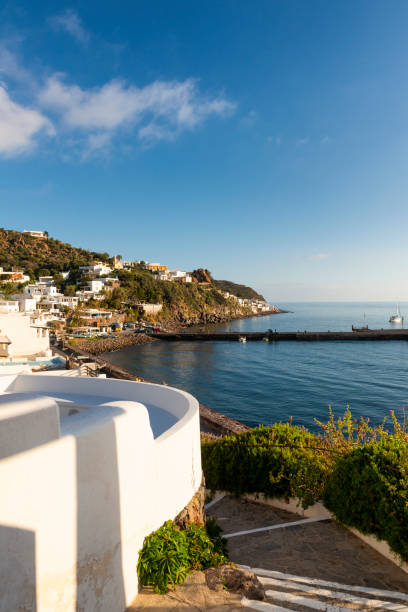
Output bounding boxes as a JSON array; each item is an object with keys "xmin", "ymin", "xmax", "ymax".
[
  {"xmin": 79, "ymin": 262, "xmax": 113, "ymax": 277},
  {"xmin": 0, "ymin": 311, "xmax": 50, "ymax": 358},
  {"xmin": 24, "ymin": 283, "xmax": 59, "ymax": 301},
  {"xmin": 23, "ymin": 230, "xmax": 46, "ymax": 238},
  {"xmin": 158, "ymin": 269, "xmax": 192, "ymax": 283},
  {"xmin": 86, "ymin": 279, "xmax": 105, "ymax": 293},
  {"xmin": 0, "ymin": 300, "xmax": 19, "ymax": 314},
  {"xmin": 13, "ymin": 297, "xmax": 38, "ymax": 313},
  {"xmin": 0, "ymin": 267, "xmax": 30, "ymax": 284},
  {"xmin": 38, "ymin": 276, "xmax": 55, "ymax": 285},
  {"xmin": 41, "ymin": 295, "xmax": 80, "ymax": 310}
]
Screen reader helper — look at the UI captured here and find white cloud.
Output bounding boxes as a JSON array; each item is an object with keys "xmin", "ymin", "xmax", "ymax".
[
  {"xmin": 309, "ymin": 253, "xmax": 329, "ymax": 261},
  {"xmin": 0, "ymin": 85, "xmax": 54, "ymax": 156},
  {"xmin": 81, "ymin": 132, "xmax": 112, "ymax": 160},
  {"xmin": 0, "ymin": 45, "xmax": 31, "ymax": 83},
  {"xmin": 38, "ymin": 75, "xmax": 235, "ymax": 146},
  {"xmin": 48, "ymin": 9, "xmax": 90, "ymax": 46}
]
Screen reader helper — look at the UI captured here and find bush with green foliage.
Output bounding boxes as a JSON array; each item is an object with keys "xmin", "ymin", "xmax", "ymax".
[
  {"xmin": 202, "ymin": 408, "xmax": 408, "ymax": 561},
  {"xmin": 324, "ymin": 434, "xmax": 408, "ymax": 561},
  {"xmin": 137, "ymin": 520, "xmax": 228, "ymax": 594},
  {"xmin": 202, "ymin": 423, "xmax": 331, "ymax": 508}
]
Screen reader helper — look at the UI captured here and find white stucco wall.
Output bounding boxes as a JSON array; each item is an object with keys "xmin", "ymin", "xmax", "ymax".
[
  {"xmin": 0, "ymin": 393, "xmax": 60, "ymax": 459},
  {"xmin": 0, "ymin": 374, "xmax": 201, "ymax": 612},
  {"xmin": 0, "ymin": 313, "xmax": 49, "ymax": 357}
]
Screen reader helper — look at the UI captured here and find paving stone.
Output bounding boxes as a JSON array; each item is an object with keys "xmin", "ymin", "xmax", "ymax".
[{"xmin": 208, "ymin": 495, "xmax": 408, "ymax": 593}]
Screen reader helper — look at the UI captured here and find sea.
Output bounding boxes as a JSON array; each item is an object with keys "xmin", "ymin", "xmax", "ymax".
[{"xmin": 103, "ymin": 302, "xmax": 408, "ymax": 431}]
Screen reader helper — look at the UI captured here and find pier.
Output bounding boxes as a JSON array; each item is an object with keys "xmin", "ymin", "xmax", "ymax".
[{"xmin": 153, "ymin": 329, "xmax": 408, "ymax": 341}]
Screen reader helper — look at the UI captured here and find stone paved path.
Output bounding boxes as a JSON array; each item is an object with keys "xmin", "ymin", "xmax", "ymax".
[
  {"xmin": 128, "ymin": 571, "xmax": 242, "ymax": 611},
  {"xmin": 207, "ymin": 495, "xmax": 408, "ymax": 593},
  {"xmin": 129, "ymin": 495, "xmax": 408, "ymax": 610}
]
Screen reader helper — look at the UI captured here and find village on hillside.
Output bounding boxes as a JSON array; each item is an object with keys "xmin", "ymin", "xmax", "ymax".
[{"xmin": 0, "ymin": 230, "xmax": 277, "ymax": 363}]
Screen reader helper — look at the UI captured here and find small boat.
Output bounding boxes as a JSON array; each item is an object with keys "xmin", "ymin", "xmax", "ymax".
[
  {"xmin": 238, "ymin": 336, "xmax": 247, "ymax": 343},
  {"xmin": 352, "ymin": 325, "xmax": 369, "ymax": 332},
  {"xmin": 389, "ymin": 304, "xmax": 403, "ymax": 324},
  {"xmin": 263, "ymin": 336, "xmax": 269, "ymax": 342}
]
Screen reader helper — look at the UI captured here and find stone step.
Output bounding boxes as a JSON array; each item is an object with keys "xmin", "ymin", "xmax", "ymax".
[
  {"xmin": 240, "ymin": 565, "xmax": 408, "ymax": 612},
  {"xmin": 238, "ymin": 566, "xmax": 408, "ymax": 602}
]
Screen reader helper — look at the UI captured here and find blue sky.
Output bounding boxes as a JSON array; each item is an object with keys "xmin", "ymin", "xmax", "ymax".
[{"xmin": 1, "ymin": 1, "xmax": 407, "ymax": 302}]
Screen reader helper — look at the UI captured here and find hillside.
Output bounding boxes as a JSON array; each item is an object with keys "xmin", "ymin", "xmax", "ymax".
[
  {"xmin": 213, "ymin": 279, "xmax": 264, "ymax": 301},
  {"xmin": 0, "ymin": 229, "xmax": 268, "ymax": 324},
  {"xmin": 0, "ymin": 228, "xmax": 110, "ymax": 279}
]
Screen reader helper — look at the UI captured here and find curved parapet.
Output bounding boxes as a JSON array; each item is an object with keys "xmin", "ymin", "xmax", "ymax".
[{"xmin": 0, "ymin": 374, "xmax": 201, "ymax": 611}]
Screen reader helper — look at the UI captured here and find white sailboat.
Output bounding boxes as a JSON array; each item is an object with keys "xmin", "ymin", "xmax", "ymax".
[{"xmin": 389, "ymin": 304, "xmax": 403, "ymax": 324}]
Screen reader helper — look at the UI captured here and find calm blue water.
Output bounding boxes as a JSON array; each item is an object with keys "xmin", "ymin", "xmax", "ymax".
[{"xmin": 104, "ymin": 303, "xmax": 408, "ymax": 430}]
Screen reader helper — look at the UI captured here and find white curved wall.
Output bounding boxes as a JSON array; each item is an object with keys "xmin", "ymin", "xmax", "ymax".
[{"xmin": 0, "ymin": 374, "xmax": 201, "ymax": 611}]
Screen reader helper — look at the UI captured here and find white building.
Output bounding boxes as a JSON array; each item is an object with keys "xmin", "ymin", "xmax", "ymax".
[
  {"xmin": 0, "ymin": 267, "xmax": 30, "ymax": 284},
  {"xmin": 158, "ymin": 269, "xmax": 192, "ymax": 283},
  {"xmin": 79, "ymin": 262, "xmax": 113, "ymax": 277},
  {"xmin": 38, "ymin": 276, "xmax": 54, "ymax": 285},
  {"xmin": 0, "ymin": 373, "xmax": 201, "ymax": 611},
  {"xmin": 0, "ymin": 300, "xmax": 19, "ymax": 314},
  {"xmin": 135, "ymin": 302, "xmax": 163, "ymax": 315},
  {"xmin": 76, "ymin": 290, "xmax": 104, "ymax": 302},
  {"xmin": 24, "ymin": 283, "xmax": 59, "ymax": 301},
  {"xmin": 86, "ymin": 279, "xmax": 105, "ymax": 293},
  {"xmin": 41, "ymin": 295, "xmax": 80, "ymax": 310},
  {"xmin": 23, "ymin": 230, "xmax": 46, "ymax": 238},
  {"xmin": 82, "ymin": 309, "xmax": 113, "ymax": 319},
  {"xmin": 0, "ymin": 311, "xmax": 50, "ymax": 358},
  {"xmin": 13, "ymin": 297, "xmax": 38, "ymax": 313}
]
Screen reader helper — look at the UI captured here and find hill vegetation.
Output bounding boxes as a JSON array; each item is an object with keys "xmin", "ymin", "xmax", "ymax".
[
  {"xmin": 213, "ymin": 279, "xmax": 264, "ymax": 301},
  {"xmin": 0, "ymin": 229, "xmax": 267, "ymax": 324},
  {"xmin": 0, "ymin": 228, "xmax": 110, "ymax": 279}
]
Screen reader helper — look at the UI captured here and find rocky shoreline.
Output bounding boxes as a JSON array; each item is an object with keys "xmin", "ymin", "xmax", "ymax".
[
  {"xmin": 67, "ymin": 331, "xmax": 153, "ymax": 355},
  {"xmin": 164, "ymin": 305, "xmax": 285, "ymax": 330},
  {"xmin": 67, "ymin": 306, "xmax": 286, "ymax": 356}
]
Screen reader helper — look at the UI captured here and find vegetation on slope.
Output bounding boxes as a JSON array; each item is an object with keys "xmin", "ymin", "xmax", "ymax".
[
  {"xmin": 0, "ymin": 229, "xmax": 266, "ymax": 323},
  {"xmin": 0, "ymin": 228, "xmax": 110, "ymax": 279},
  {"xmin": 213, "ymin": 279, "xmax": 264, "ymax": 301},
  {"xmin": 202, "ymin": 408, "xmax": 408, "ymax": 561},
  {"xmin": 105, "ymin": 268, "xmax": 249, "ymax": 323}
]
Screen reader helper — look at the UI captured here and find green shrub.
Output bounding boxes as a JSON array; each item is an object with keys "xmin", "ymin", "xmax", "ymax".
[
  {"xmin": 324, "ymin": 435, "xmax": 408, "ymax": 561},
  {"xmin": 137, "ymin": 520, "xmax": 228, "ymax": 594},
  {"xmin": 202, "ymin": 424, "xmax": 331, "ymax": 508}
]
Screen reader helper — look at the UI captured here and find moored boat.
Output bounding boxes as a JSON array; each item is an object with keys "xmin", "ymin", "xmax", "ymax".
[
  {"xmin": 389, "ymin": 304, "xmax": 403, "ymax": 324},
  {"xmin": 352, "ymin": 325, "xmax": 369, "ymax": 332}
]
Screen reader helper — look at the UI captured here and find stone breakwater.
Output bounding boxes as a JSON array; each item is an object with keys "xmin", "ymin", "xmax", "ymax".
[{"xmin": 68, "ymin": 332, "xmax": 153, "ymax": 355}]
